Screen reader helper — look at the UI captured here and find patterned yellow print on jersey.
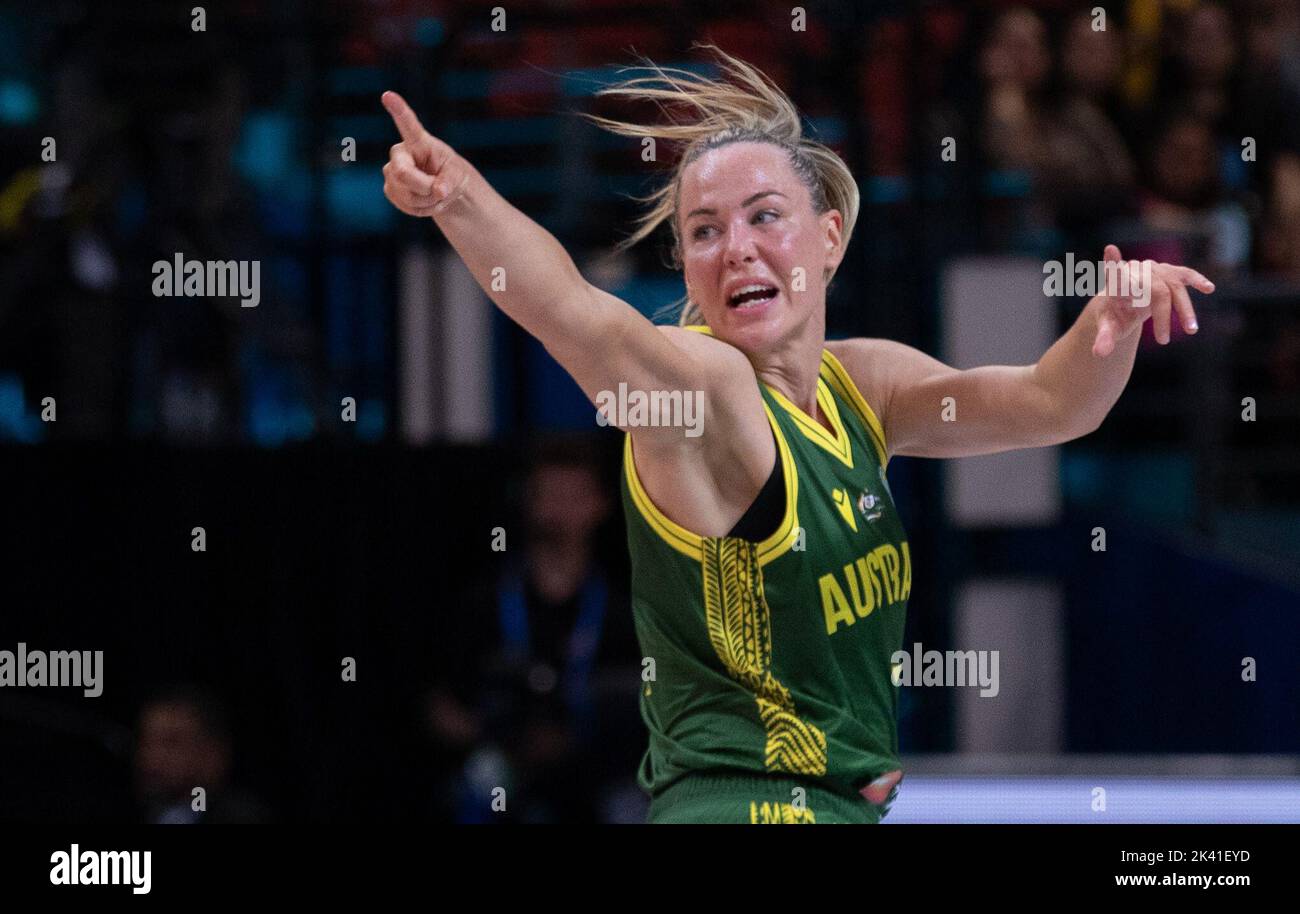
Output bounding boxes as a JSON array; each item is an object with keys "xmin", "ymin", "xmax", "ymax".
[
  {"xmin": 820, "ymin": 541, "xmax": 912, "ymax": 635},
  {"xmin": 831, "ymin": 487, "xmax": 858, "ymax": 532},
  {"xmin": 749, "ymin": 801, "xmax": 816, "ymax": 824},
  {"xmin": 702, "ymin": 537, "xmax": 829, "ymax": 777}
]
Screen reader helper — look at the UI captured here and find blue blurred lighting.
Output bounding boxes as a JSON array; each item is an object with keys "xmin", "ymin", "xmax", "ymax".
[
  {"xmin": 0, "ymin": 374, "xmax": 43, "ymax": 442},
  {"xmin": 416, "ymin": 17, "xmax": 444, "ymax": 47},
  {"xmin": 233, "ymin": 111, "xmax": 295, "ymax": 187},
  {"xmin": 0, "ymin": 80, "xmax": 38, "ymax": 124}
]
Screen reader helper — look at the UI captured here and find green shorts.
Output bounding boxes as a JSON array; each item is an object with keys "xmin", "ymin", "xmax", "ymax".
[{"xmin": 647, "ymin": 772, "xmax": 891, "ymax": 824}]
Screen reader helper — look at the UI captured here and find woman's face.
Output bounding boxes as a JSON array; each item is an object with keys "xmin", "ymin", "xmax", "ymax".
[{"xmin": 676, "ymin": 141, "xmax": 842, "ymax": 354}]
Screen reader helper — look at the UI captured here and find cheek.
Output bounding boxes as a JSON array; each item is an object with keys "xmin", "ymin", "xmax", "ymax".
[
  {"xmin": 772, "ymin": 225, "xmax": 819, "ymax": 276},
  {"xmin": 684, "ymin": 249, "xmax": 721, "ymax": 285}
]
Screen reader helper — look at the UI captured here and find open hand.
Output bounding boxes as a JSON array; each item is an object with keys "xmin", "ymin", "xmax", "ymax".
[{"xmin": 1092, "ymin": 244, "xmax": 1215, "ymax": 357}]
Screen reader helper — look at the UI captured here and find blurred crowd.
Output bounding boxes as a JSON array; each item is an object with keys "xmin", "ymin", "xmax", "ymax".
[
  {"xmin": 118, "ymin": 435, "xmax": 645, "ymax": 824},
  {"xmin": 951, "ymin": 1, "xmax": 1300, "ymax": 275},
  {"xmin": 3, "ymin": 1, "xmax": 1299, "ymax": 445},
  {"xmin": 421, "ymin": 436, "xmax": 645, "ymax": 823}
]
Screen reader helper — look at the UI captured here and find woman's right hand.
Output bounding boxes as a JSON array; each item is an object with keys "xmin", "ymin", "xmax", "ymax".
[{"xmin": 381, "ymin": 90, "xmax": 473, "ymax": 217}]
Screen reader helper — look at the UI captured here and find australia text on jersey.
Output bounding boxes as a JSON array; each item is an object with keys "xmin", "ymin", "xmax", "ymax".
[{"xmin": 818, "ymin": 541, "xmax": 912, "ymax": 635}]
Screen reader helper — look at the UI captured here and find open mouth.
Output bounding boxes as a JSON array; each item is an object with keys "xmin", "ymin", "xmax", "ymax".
[{"xmin": 727, "ymin": 284, "xmax": 779, "ymax": 309}]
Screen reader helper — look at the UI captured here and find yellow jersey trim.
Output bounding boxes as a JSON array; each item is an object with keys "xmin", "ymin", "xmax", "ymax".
[
  {"xmin": 624, "ymin": 434, "xmax": 703, "ymax": 562},
  {"xmin": 757, "ymin": 404, "xmax": 800, "ymax": 567},
  {"xmin": 762, "ymin": 375, "xmax": 854, "ymax": 468},
  {"xmin": 820, "ymin": 349, "xmax": 889, "ymax": 468},
  {"xmin": 677, "ymin": 325, "xmax": 859, "ymax": 468},
  {"xmin": 623, "ymin": 405, "xmax": 799, "ymax": 568}
]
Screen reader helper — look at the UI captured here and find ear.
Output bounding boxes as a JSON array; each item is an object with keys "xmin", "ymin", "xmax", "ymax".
[{"xmin": 821, "ymin": 209, "xmax": 844, "ymax": 273}]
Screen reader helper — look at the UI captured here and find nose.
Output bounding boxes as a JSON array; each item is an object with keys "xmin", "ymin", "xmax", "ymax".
[{"xmin": 722, "ymin": 220, "xmax": 758, "ymax": 267}]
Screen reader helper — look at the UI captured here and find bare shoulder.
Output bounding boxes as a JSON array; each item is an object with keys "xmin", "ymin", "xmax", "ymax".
[
  {"xmin": 827, "ymin": 337, "xmax": 948, "ymax": 389},
  {"xmin": 655, "ymin": 324, "xmax": 754, "ymax": 380},
  {"xmin": 826, "ymin": 336, "xmax": 920, "ymax": 371},
  {"xmin": 825, "ymin": 337, "xmax": 906, "ymax": 406},
  {"xmin": 825, "ymin": 337, "xmax": 955, "ymax": 456}
]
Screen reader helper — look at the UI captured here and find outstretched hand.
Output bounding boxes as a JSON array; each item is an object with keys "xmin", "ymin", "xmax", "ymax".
[
  {"xmin": 1091, "ymin": 244, "xmax": 1215, "ymax": 358},
  {"xmin": 381, "ymin": 90, "xmax": 472, "ymax": 217}
]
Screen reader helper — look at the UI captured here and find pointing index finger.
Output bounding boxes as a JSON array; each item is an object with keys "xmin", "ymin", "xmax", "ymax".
[{"xmin": 382, "ymin": 91, "xmax": 426, "ymax": 145}]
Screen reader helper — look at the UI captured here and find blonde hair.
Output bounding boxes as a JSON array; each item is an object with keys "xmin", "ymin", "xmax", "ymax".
[{"xmin": 583, "ymin": 44, "xmax": 860, "ymax": 327}]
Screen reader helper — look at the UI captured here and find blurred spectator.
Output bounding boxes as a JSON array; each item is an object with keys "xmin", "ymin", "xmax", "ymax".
[
  {"xmin": 1160, "ymin": 3, "xmax": 1240, "ymax": 132},
  {"xmin": 978, "ymin": 7, "xmax": 1054, "ymax": 176},
  {"xmin": 955, "ymin": 6, "xmax": 1063, "ymax": 248},
  {"xmin": 1258, "ymin": 151, "xmax": 1300, "ymax": 278},
  {"xmin": 1238, "ymin": 0, "xmax": 1300, "ymax": 198},
  {"xmin": 424, "ymin": 435, "xmax": 643, "ymax": 823},
  {"xmin": 1039, "ymin": 9, "xmax": 1138, "ymax": 240},
  {"xmin": 1242, "ymin": 0, "xmax": 1300, "ymax": 90},
  {"xmin": 134, "ymin": 685, "xmax": 271, "ymax": 824},
  {"xmin": 1138, "ymin": 108, "xmax": 1251, "ymax": 272}
]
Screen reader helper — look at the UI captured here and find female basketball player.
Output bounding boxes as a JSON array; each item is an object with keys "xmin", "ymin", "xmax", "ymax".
[{"xmin": 381, "ymin": 47, "xmax": 1213, "ymax": 823}]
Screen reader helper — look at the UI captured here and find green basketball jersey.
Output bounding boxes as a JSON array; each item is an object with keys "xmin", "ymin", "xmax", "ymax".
[{"xmin": 621, "ymin": 343, "xmax": 912, "ymax": 801}]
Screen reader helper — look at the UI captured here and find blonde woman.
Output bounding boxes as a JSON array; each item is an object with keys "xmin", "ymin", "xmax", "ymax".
[{"xmin": 381, "ymin": 47, "xmax": 1213, "ymax": 824}]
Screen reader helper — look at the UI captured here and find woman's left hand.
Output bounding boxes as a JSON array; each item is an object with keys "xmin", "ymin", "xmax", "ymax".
[{"xmin": 1092, "ymin": 243, "xmax": 1216, "ymax": 358}]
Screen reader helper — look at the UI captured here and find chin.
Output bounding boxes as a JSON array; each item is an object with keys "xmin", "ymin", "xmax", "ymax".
[{"xmin": 712, "ymin": 292, "xmax": 786, "ymax": 350}]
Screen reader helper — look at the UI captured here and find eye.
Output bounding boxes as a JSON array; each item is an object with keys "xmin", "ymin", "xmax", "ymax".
[
  {"xmin": 753, "ymin": 209, "xmax": 779, "ymax": 225},
  {"xmin": 692, "ymin": 224, "xmax": 717, "ymax": 240}
]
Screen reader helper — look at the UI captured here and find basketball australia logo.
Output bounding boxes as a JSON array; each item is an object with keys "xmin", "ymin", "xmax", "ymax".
[
  {"xmin": 857, "ymin": 487, "xmax": 883, "ymax": 523},
  {"xmin": 832, "ymin": 483, "xmax": 884, "ymax": 532}
]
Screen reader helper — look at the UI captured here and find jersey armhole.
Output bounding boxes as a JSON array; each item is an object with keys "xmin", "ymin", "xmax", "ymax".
[{"xmin": 623, "ymin": 406, "xmax": 800, "ymax": 568}]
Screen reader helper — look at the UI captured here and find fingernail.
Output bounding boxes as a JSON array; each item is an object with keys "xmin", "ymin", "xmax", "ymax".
[{"xmin": 1188, "ymin": 321, "xmax": 1198, "ymax": 332}]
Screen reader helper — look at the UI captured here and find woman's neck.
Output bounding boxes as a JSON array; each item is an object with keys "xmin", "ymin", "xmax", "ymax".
[{"xmin": 751, "ymin": 315, "xmax": 828, "ymax": 427}]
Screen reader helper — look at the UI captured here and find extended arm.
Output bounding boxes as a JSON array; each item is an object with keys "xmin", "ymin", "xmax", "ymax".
[
  {"xmin": 380, "ymin": 91, "xmax": 775, "ymax": 534},
  {"xmin": 382, "ymin": 91, "xmax": 705, "ymax": 412},
  {"xmin": 833, "ymin": 247, "xmax": 1214, "ymax": 460}
]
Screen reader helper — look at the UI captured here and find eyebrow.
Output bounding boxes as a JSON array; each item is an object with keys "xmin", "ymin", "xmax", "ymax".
[{"xmin": 685, "ymin": 191, "xmax": 787, "ymax": 221}]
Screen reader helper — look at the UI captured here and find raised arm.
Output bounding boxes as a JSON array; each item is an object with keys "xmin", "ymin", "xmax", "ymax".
[
  {"xmin": 831, "ymin": 246, "xmax": 1214, "ymax": 460},
  {"xmin": 381, "ymin": 93, "xmax": 697, "ymax": 405},
  {"xmin": 380, "ymin": 91, "xmax": 774, "ymax": 532}
]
